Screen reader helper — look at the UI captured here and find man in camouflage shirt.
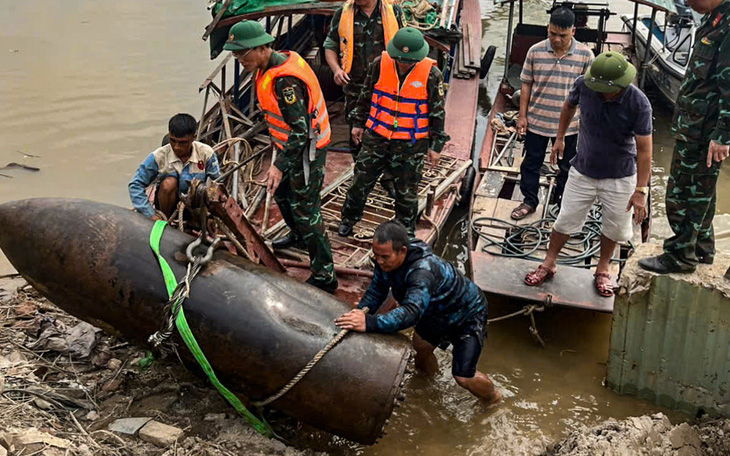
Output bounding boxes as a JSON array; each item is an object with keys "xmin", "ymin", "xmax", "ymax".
[
  {"xmin": 225, "ymin": 21, "xmax": 337, "ymax": 293},
  {"xmin": 324, "ymin": 0, "xmax": 402, "ymax": 159},
  {"xmin": 338, "ymin": 27, "xmax": 450, "ymax": 237},
  {"xmin": 639, "ymin": 0, "xmax": 730, "ymax": 274},
  {"xmin": 335, "ymin": 221, "xmax": 500, "ymax": 404}
]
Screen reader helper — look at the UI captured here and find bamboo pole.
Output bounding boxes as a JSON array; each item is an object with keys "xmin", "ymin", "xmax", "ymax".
[{"xmin": 262, "ymin": 149, "xmax": 277, "ymax": 232}]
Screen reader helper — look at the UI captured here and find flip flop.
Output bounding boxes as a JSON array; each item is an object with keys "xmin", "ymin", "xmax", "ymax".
[
  {"xmin": 594, "ymin": 272, "xmax": 614, "ymax": 297},
  {"xmin": 511, "ymin": 203, "xmax": 536, "ymax": 221},
  {"xmin": 524, "ymin": 265, "xmax": 555, "ymax": 286}
]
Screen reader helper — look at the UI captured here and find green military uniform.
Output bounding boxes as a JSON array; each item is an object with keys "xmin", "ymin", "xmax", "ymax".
[
  {"xmin": 324, "ymin": 1, "xmax": 402, "ymax": 157},
  {"xmin": 662, "ymin": 1, "xmax": 730, "ymax": 268},
  {"xmin": 266, "ymin": 51, "xmax": 337, "ymax": 285},
  {"xmin": 340, "ymin": 54, "xmax": 450, "ymax": 236}
]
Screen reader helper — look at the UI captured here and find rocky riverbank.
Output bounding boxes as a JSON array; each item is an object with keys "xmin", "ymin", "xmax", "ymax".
[
  {"xmin": 0, "ymin": 277, "xmax": 321, "ymax": 456},
  {"xmin": 2, "ymin": 276, "xmax": 728, "ymax": 456},
  {"xmin": 543, "ymin": 413, "xmax": 730, "ymax": 456}
]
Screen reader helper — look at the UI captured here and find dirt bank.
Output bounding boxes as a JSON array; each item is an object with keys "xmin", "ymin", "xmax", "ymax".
[
  {"xmin": 0, "ymin": 278, "xmax": 324, "ymax": 456},
  {"xmin": 543, "ymin": 413, "xmax": 730, "ymax": 456},
  {"xmin": 3, "ymin": 277, "xmax": 729, "ymax": 456}
]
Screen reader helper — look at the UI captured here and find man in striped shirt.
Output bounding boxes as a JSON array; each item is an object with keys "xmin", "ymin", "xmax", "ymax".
[{"xmin": 511, "ymin": 7, "xmax": 593, "ymax": 220}]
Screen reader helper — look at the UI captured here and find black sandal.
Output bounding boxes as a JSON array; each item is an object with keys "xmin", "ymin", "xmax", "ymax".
[{"xmin": 511, "ymin": 203, "xmax": 536, "ymax": 221}]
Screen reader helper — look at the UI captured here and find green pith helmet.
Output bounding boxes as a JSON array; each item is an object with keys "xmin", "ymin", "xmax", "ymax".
[
  {"xmin": 386, "ymin": 27, "xmax": 429, "ymax": 62},
  {"xmin": 223, "ymin": 20, "xmax": 274, "ymax": 51},
  {"xmin": 584, "ymin": 52, "xmax": 636, "ymax": 93}
]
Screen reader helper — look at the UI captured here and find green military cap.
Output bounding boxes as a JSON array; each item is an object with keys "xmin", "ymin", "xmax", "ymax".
[
  {"xmin": 386, "ymin": 27, "xmax": 429, "ymax": 62},
  {"xmin": 584, "ymin": 52, "xmax": 636, "ymax": 93},
  {"xmin": 223, "ymin": 20, "xmax": 274, "ymax": 51}
]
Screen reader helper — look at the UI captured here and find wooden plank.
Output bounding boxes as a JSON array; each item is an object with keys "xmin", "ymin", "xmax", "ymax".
[
  {"xmin": 459, "ymin": 42, "xmax": 469, "ymax": 77},
  {"xmin": 461, "ymin": 0, "xmax": 483, "ymax": 70},
  {"xmin": 463, "ymin": 24, "xmax": 472, "ymax": 68},
  {"xmin": 442, "ymin": 0, "xmax": 481, "ymax": 159},
  {"xmin": 471, "ymin": 195, "xmax": 502, "ymax": 252},
  {"xmin": 493, "ymin": 198, "xmax": 543, "ymax": 226},
  {"xmin": 465, "ymin": 22, "xmax": 480, "ymax": 69},
  {"xmin": 471, "ymin": 250, "xmax": 615, "ymax": 312},
  {"xmin": 203, "ymin": 0, "xmax": 233, "ymax": 41},
  {"xmin": 200, "ymin": 53, "xmax": 233, "ymax": 92},
  {"xmin": 487, "ymin": 164, "xmax": 521, "ymax": 174}
]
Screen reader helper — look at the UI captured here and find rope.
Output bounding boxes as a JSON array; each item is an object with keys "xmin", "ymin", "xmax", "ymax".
[
  {"xmin": 487, "ymin": 303, "xmax": 547, "ymax": 347},
  {"xmin": 147, "ymin": 221, "xmax": 276, "ymax": 438},
  {"xmin": 487, "ymin": 304, "xmax": 536, "ymax": 324},
  {"xmin": 399, "ymin": 0, "xmax": 439, "ymax": 31},
  {"xmin": 252, "ymin": 307, "xmax": 370, "ymax": 408},
  {"xmin": 213, "ymin": 137, "xmax": 264, "ymax": 205}
]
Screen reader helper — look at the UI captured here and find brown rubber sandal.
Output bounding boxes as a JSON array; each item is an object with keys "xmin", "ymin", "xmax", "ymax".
[
  {"xmin": 511, "ymin": 203, "xmax": 536, "ymax": 221},
  {"xmin": 524, "ymin": 265, "xmax": 555, "ymax": 286},
  {"xmin": 594, "ymin": 272, "xmax": 614, "ymax": 297}
]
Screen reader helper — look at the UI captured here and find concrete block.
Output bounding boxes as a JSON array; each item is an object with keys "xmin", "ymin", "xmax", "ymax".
[
  {"xmin": 608, "ymin": 243, "xmax": 730, "ymax": 418},
  {"xmin": 139, "ymin": 420, "xmax": 184, "ymax": 447}
]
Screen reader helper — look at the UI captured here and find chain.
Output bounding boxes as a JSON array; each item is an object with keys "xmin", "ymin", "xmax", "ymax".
[{"xmin": 148, "ymin": 235, "xmax": 220, "ymax": 355}]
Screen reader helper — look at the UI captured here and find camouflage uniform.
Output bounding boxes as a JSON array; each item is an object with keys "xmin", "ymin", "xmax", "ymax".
[
  {"xmin": 267, "ymin": 52, "xmax": 336, "ymax": 285},
  {"xmin": 662, "ymin": 1, "xmax": 730, "ymax": 268},
  {"xmin": 340, "ymin": 57, "xmax": 450, "ymax": 236},
  {"xmin": 324, "ymin": 1, "xmax": 402, "ymax": 158}
]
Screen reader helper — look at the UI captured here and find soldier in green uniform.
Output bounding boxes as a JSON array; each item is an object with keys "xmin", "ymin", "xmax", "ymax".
[
  {"xmin": 324, "ymin": 0, "xmax": 402, "ymax": 159},
  {"xmin": 224, "ymin": 21, "xmax": 338, "ymax": 293},
  {"xmin": 338, "ymin": 27, "xmax": 450, "ymax": 237},
  {"xmin": 639, "ymin": 0, "xmax": 730, "ymax": 274}
]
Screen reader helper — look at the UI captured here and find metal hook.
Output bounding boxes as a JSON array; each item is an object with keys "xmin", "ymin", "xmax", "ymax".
[{"xmin": 186, "ymin": 236, "xmax": 221, "ymax": 265}]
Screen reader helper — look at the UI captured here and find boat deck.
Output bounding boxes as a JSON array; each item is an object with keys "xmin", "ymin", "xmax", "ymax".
[
  {"xmin": 468, "ymin": 10, "xmax": 634, "ymax": 312},
  {"xmin": 190, "ymin": 1, "xmax": 484, "ymax": 304}
]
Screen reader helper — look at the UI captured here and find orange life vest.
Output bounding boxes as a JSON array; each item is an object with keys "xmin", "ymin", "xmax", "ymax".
[
  {"xmin": 365, "ymin": 52, "xmax": 434, "ymax": 143},
  {"xmin": 338, "ymin": 0, "xmax": 399, "ymax": 74},
  {"xmin": 255, "ymin": 51, "xmax": 331, "ymax": 151}
]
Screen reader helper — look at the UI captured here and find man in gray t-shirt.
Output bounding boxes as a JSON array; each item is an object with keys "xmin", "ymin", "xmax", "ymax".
[{"xmin": 524, "ymin": 52, "xmax": 653, "ymax": 298}]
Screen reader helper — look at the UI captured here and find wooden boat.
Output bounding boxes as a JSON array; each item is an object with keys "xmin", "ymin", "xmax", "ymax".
[
  {"xmin": 468, "ymin": 0, "xmax": 653, "ymax": 314},
  {"xmin": 620, "ymin": 1, "xmax": 696, "ymax": 106},
  {"xmin": 182, "ymin": 0, "xmax": 485, "ymax": 305}
]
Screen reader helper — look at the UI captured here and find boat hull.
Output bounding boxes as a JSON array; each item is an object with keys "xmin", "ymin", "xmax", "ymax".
[
  {"xmin": 0, "ymin": 198, "xmax": 410, "ymax": 444},
  {"xmin": 622, "ymin": 14, "xmax": 687, "ymax": 107}
]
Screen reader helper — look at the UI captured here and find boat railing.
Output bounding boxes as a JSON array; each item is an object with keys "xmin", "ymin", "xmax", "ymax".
[{"xmin": 670, "ymin": 28, "xmax": 692, "ymax": 67}]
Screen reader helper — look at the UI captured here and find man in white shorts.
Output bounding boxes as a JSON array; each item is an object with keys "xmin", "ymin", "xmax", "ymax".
[{"xmin": 523, "ymin": 52, "xmax": 653, "ymax": 297}]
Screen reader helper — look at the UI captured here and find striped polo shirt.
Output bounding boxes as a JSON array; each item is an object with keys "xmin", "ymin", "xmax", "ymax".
[{"xmin": 520, "ymin": 38, "xmax": 593, "ymax": 137}]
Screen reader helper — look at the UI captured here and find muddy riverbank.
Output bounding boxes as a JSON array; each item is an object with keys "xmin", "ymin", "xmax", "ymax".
[
  {"xmin": 2, "ymin": 284, "xmax": 729, "ymax": 455},
  {"xmin": 2, "ymin": 0, "xmax": 729, "ymax": 454}
]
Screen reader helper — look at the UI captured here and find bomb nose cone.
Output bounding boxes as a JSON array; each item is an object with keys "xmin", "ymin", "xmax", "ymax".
[{"xmin": 0, "ymin": 199, "xmax": 35, "ymax": 264}]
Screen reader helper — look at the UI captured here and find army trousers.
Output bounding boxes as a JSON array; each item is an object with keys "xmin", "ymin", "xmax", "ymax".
[
  {"xmin": 662, "ymin": 141, "xmax": 722, "ymax": 268},
  {"xmin": 340, "ymin": 130, "xmax": 427, "ymax": 236},
  {"xmin": 274, "ymin": 148, "xmax": 336, "ymax": 284},
  {"xmin": 344, "ymin": 83, "xmax": 364, "ymax": 160}
]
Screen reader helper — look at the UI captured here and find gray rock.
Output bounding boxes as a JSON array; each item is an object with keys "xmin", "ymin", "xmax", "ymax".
[{"xmin": 108, "ymin": 417, "xmax": 153, "ymax": 435}]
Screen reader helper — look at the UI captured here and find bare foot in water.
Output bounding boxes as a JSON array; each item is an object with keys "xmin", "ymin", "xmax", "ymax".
[{"xmin": 481, "ymin": 389, "xmax": 502, "ymax": 408}]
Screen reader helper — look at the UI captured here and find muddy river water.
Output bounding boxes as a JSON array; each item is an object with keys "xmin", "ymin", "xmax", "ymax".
[{"xmin": 0, "ymin": 1, "xmax": 728, "ymax": 454}]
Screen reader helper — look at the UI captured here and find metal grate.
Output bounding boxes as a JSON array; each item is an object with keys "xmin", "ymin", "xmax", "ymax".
[{"xmin": 267, "ymin": 156, "xmax": 469, "ymax": 268}]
